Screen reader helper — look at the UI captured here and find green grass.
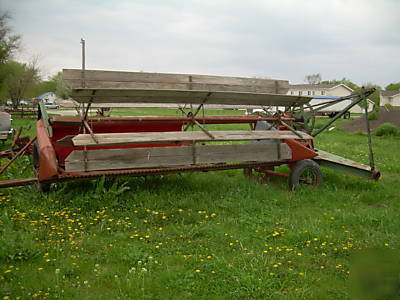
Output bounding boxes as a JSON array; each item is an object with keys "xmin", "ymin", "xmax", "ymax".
[{"xmin": 0, "ymin": 113, "xmax": 399, "ymax": 299}]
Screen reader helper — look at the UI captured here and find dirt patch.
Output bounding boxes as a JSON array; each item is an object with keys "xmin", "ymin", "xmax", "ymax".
[{"xmin": 342, "ymin": 109, "xmax": 400, "ymax": 133}]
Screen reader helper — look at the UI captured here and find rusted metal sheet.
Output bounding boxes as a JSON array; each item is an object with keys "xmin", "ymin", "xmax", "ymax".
[
  {"xmin": 284, "ymin": 139, "xmax": 317, "ymax": 162},
  {"xmin": 0, "ymin": 137, "xmax": 36, "ymax": 175},
  {"xmin": 0, "ymin": 177, "xmax": 38, "ymax": 188},
  {"xmin": 36, "ymin": 119, "xmax": 58, "ymax": 180}
]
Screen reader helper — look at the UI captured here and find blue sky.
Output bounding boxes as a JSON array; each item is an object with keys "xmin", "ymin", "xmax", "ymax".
[{"xmin": 3, "ymin": 0, "xmax": 399, "ymax": 87}]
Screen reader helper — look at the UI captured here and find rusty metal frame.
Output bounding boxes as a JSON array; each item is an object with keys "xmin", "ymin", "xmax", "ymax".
[{"xmin": 0, "ymin": 137, "xmax": 36, "ymax": 175}]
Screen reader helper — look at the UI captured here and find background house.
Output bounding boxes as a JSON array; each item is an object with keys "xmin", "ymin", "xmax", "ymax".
[
  {"xmin": 288, "ymin": 83, "xmax": 353, "ymax": 97},
  {"xmin": 288, "ymin": 83, "xmax": 373, "ymax": 113},
  {"xmin": 380, "ymin": 90, "xmax": 400, "ymax": 109},
  {"xmin": 35, "ymin": 92, "xmax": 57, "ymax": 104}
]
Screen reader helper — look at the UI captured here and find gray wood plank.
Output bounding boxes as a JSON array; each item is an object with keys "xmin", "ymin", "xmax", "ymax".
[
  {"xmin": 72, "ymin": 130, "xmax": 312, "ymax": 147},
  {"xmin": 65, "ymin": 143, "xmax": 292, "ymax": 172},
  {"xmin": 70, "ymin": 88, "xmax": 310, "ymax": 106},
  {"xmin": 64, "ymin": 79, "xmax": 286, "ymax": 93},
  {"xmin": 63, "ymin": 69, "xmax": 289, "ymax": 89}
]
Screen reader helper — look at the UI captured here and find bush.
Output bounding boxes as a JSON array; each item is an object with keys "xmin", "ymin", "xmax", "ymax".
[
  {"xmin": 384, "ymin": 103, "xmax": 393, "ymax": 111},
  {"xmin": 368, "ymin": 110, "xmax": 378, "ymax": 120},
  {"xmin": 374, "ymin": 123, "xmax": 399, "ymax": 137}
]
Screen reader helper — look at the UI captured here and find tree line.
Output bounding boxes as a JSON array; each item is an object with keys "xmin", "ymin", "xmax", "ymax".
[{"xmin": 0, "ymin": 12, "xmax": 69, "ymax": 109}]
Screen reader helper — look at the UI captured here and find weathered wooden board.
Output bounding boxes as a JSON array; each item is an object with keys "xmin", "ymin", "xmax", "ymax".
[
  {"xmin": 65, "ymin": 143, "xmax": 292, "ymax": 172},
  {"xmin": 72, "ymin": 130, "xmax": 312, "ymax": 147},
  {"xmin": 63, "ymin": 69, "xmax": 289, "ymax": 94},
  {"xmin": 50, "ymin": 115, "xmax": 291, "ymax": 126},
  {"xmin": 70, "ymin": 88, "xmax": 310, "ymax": 106},
  {"xmin": 64, "ymin": 80, "xmax": 287, "ymax": 93}
]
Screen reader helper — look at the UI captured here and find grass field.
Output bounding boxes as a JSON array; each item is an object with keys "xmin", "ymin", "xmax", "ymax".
[{"xmin": 0, "ymin": 110, "xmax": 399, "ymax": 299}]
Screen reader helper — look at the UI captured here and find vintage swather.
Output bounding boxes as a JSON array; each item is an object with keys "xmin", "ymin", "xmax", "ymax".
[{"xmin": 0, "ymin": 69, "xmax": 379, "ymax": 191}]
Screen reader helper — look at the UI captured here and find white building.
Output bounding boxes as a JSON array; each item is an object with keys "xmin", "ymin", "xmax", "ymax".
[
  {"xmin": 288, "ymin": 83, "xmax": 372, "ymax": 114},
  {"xmin": 288, "ymin": 83, "xmax": 353, "ymax": 97},
  {"xmin": 36, "ymin": 92, "xmax": 58, "ymax": 104},
  {"xmin": 380, "ymin": 90, "xmax": 400, "ymax": 109}
]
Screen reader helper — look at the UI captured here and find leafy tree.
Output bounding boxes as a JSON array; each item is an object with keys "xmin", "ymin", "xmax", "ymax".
[
  {"xmin": 0, "ymin": 12, "xmax": 20, "ymax": 64},
  {"xmin": 25, "ymin": 79, "xmax": 57, "ymax": 99},
  {"xmin": 304, "ymin": 73, "xmax": 321, "ymax": 84},
  {"xmin": 320, "ymin": 77, "xmax": 359, "ymax": 91},
  {"xmin": 362, "ymin": 82, "xmax": 381, "ymax": 108},
  {"xmin": 2, "ymin": 60, "xmax": 40, "ymax": 108},
  {"xmin": 51, "ymin": 72, "xmax": 71, "ymax": 99},
  {"xmin": 385, "ymin": 82, "xmax": 400, "ymax": 91}
]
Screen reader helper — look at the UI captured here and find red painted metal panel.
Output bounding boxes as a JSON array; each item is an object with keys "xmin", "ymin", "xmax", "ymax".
[
  {"xmin": 37, "ymin": 119, "xmax": 58, "ymax": 180},
  {"xmin": 283, "ymin": 139, "xmax": 317, "ymax": 162}
]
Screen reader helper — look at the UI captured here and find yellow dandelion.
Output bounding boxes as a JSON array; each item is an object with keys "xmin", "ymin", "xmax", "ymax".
[{"xmin": 195, "ymin": 269, "xmax": 201, "ymax": 273}]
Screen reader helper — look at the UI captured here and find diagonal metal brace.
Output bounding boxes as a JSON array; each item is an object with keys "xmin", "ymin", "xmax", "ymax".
[
  {"xmin": 279, "ymin": 119, "xmax": 307, "ymax": 142},
  {"xmin": 83, "ymin": 120, "xmax": 99, "ymax": 144},
  {"xmin": 0, "ymin": 137, "xmax": 37, "ymax": 175}
]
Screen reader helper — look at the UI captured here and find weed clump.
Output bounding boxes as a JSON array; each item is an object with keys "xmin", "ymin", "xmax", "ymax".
[
  {"xmin": 368, "ymin": 110, "xmax": 378, "ymax": 121},
  {"xmin": 384, "ymin": 103, "xmax": 393, "ymax": 111},
  {"xmin": 374, "ymin": 123, "xmax": 399, "ymax": 137}
]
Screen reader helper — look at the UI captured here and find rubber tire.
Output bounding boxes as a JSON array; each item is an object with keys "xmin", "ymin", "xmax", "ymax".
[{"xmin": 288, "ymin": 159, "xmax": 323, "ymax": 191}]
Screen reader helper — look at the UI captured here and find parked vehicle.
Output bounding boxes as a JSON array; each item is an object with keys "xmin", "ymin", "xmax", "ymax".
[
  {"xmin": 6, "ymin": 100, "xmax": 30, "ymax": 107},
  {"xmin": 44, "ymin": 102, "xmax": 60, "ymax": 109},
  {"xmin": 0, "ymin": 111, "xmax": 13, "ymax": 142}
]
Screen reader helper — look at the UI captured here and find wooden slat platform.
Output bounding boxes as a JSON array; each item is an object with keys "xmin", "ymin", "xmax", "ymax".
[
  {"xmin": 63, "ymin": 69, "xmax": 310, "ymax": 106},
  {"xmin": 70, "ymin": 88, "xmax": 310, "ymax": 106},
  {"xmin": 72, "ymin": 130, "xmax": 312, "ymax": 147},
  {"xmin": 65, "ymin": 143, "xmax": 292, "ymax": 172},
  {"xmin": 63, "ymin": 69, "xmax": 290, "ymax": 94},
  {"xmin": 50, "ymin": 115, "xmax": 294, "ymax": 125}
]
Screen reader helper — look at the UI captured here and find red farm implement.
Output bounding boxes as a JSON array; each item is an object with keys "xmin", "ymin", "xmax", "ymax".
[{"xmin": 0, "ymin": 68, "xmax": 379, "ymax": 191}]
